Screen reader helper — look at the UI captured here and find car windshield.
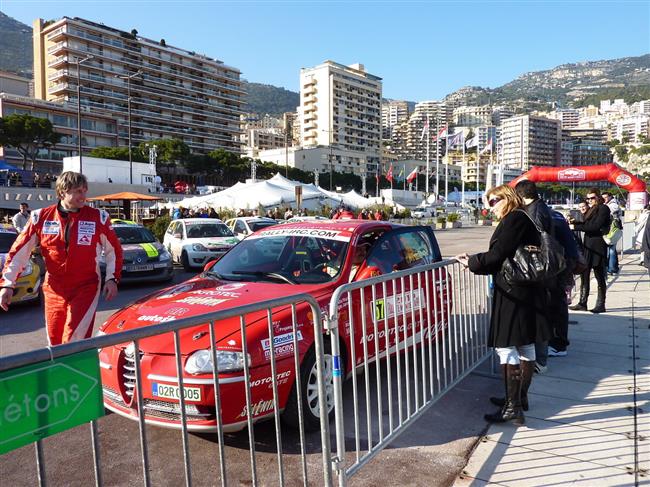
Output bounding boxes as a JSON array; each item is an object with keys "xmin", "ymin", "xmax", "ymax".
[
  {"xmin": 0, "ymin": 233, "xmax": 17, "ymax": 253},
  {"xmin": 209, "ymin": 234, "xmax": 349, "ymax": 284},
  {"xmin": 249, "ymin": 221, "xmax": 278, "ymax": 232},
  {"xmin": 115, "ymin": 226, "xmax": 156, "ymax": 244},
  {"xmin": 186, "ymin": 223, "xmax": 234, "ymax": 238}
]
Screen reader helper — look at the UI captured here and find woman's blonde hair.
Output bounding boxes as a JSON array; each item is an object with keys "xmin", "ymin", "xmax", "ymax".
[
  {"xmin": 55, "ymin": 171, "xmax": 88, "ymax": 199},
  {"xmin": 486, "ymin": 185, "xmax": 524, "ymax": 217}
]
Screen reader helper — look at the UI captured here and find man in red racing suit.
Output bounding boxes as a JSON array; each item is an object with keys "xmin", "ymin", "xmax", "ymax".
[{"xmin": 0, "ymin": 172, "xmax": 122, "ymax": 345}]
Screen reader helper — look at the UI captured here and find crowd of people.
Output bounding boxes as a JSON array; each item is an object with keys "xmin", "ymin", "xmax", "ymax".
[
  {"xmin": 455, "ymin": 181, "xmax": 650, "ymax": 427},
  {"xmin": 2, "ymin": 170, "xmax": 55, "ymax": 188}
]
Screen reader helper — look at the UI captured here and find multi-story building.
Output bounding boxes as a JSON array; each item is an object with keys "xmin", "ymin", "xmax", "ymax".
[
  {"xmin": 0, "ymin": 93, "xmax": 119, "ymax": 172},
  {"xmin": 570, "ymin": 140, "xmax": 612, "ymax": 166},
  {"xmin": 453, "ymin": 105, "xmax": 492, "ymax": 128},
  {"xmin": 399, "ymin": 100, "xmax": 447, "ymax": 162},
  {"xmin": 560, "ymin": 140, "xmax": 574, "ymax": 166},
  {"xmin": 610, "ymin": 115, "xmax": 650, "ymax": 142},
  {"xmin": 630, "ymin": 100, "xmax": 650, "ymax": 115},
  {"xmin": 33, "ymin": 17, "xmax": 244, "ymax": 155},
  {"xmin": 381, "ymin": 100, "xmax": 410, "ymax": 139},
  {"xmin": 240, "ymin": 129, "xmax": 286, "ymax": 158},
  {"xmin": 499, "ymin": 115, "xmax": 561, "ymax": 171},
  {"xmin": 0, "ymin": 71, "xmax": 33, "ymax": 97},
  {"xmin": 491, "ymin": 105, "xmax": 515, "ymax": 127},
  {"xmin": 475, "ymin": 125, "xmax": 497, "ymax": 155},
  {"xmin": 549, "ymin": 108, "xmax": 579, "ymax": 129},
  {"xmin": 299, "ymin": 60, "xmax": 382, "ymax": 176},
  {"xmin": 240, "ymin": 113, "xmax": 282, "ymax": 130},
  {"xmin": 562, "ymin": 127, "xmax": 607, "ymax": 144}
]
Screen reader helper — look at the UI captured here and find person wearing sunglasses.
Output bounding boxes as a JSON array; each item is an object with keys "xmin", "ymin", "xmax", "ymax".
[
  {"xmin": 455, "ymin": 184, "xmax": 551, "ymax": 426},
  {"xmin": 567, "ymin": 188, "xmax": 611, "ymax": 313}
]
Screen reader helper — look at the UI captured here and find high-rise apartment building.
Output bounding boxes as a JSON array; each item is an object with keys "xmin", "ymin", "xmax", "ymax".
[
  {"xmin": 499, "ymin": 115, "xmax": 561, "ymax": 170},
  {"xmin": 491, "ymin": 105, "xmax": 515, "ymax": 127},
  {"xmin": 402, "ymin": 101, "xmax": 447, "ymax": 161},
  {"xmin": 549, "ymin": 108, "xmax": 579, "ymax": 128},
  {"xmin": 611, "ymin": 115, "xmax": 650, "ymax": 142},
  {"xmin": 453, "ymin": 105, "xmax": 492, "ymax": 127},
  {"xmin": 299, "ymin": 61, "xmax": 382, "ymax": 176},
  {"xmin": 381, "ymin": 100, "xmax": 410, "ymax": 139},
  {"xmin": 33, "ymin": 17, "xmax": 244, "ymax": 155}
]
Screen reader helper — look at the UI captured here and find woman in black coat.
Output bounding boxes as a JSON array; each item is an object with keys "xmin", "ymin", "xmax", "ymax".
[
  {"xmin": 569, "ymin": 188, "xmax": 611, "ymax": 313},
  {"xmin": 456, "ymin": 185, "xmax": 550, "ymax": 426}
]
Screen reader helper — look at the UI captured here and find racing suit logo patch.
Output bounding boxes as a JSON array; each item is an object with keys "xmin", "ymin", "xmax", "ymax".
[
  {"xmin": 77, "ymin": 233, "xmax": 92, "ymax": 245},
  {"xmin": 78, "ymin": 221, "xmax": 96, "ymax": 235},
  {"xmin": 43, "ymin": 221, "xmax": 60, "ymax": 235}
]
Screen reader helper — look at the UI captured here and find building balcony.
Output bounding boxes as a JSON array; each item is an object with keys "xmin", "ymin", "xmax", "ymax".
[
  {"xmin": 47, "ymin": 42, "xmax": 67, "ymax": 55},
  {"xmin": 48, "ymin": 56, "xmax": 68, "ymax": 69}
]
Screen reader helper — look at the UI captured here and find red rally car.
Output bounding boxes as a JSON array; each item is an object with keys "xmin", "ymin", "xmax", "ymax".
[{"xmin": 99, "ymin": 220, "xmax": 450, "ymax": 432}]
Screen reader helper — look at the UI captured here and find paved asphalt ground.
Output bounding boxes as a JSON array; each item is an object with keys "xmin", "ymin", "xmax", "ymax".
[{"xmin": 10, "ymin": 225, "xmax": 645, "ymax": 486}]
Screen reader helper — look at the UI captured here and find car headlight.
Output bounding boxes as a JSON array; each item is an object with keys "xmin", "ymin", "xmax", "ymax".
[
  {"xmin": 185, "ymin": 349, "xmax": 249, "ymax": 374},
  {"xmin": 192, "ymin": 243, "xmax": 207, "ymax": 252},
  {"xmin": 159, "ymin": 249, "xmax": 171, "ymax": 261},
  {"xmin": 19, "ymin": 262, "xmax": 34, "ymax": 277}
]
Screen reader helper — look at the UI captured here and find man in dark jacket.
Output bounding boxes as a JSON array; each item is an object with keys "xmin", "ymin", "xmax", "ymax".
[{"xmin": 515, "ymin": 181, "xmax": 577, "ymax": 365}]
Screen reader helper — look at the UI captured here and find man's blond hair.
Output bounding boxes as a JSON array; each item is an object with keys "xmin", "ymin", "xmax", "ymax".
[{"xmin": 55, "ymin": 171, "xmax": 88, "ymax": 199}]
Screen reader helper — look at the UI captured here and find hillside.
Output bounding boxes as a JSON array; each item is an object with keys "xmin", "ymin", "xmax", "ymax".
[
  {"xmin": 445, "ymin": 54, "xmax": 650, "ymax": 108},
  {"xmin": 242, "ymin": 81, "xmax": 299, "ymax": 116},
  {"xmin": 0, "ymin": 12, "xmax": 33, "ymax": 77}
]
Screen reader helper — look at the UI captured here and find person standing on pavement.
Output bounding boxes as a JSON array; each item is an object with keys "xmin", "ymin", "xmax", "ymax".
[
  {"xmin": 0, "ymin": 172, "xmax": 123, "ymax": 345},
  {"xmin": 602, "ymin": 191, "xmax": 622, "ymax": 275},
  {"xmin": 568, "ymin": 188, "xmax": 611, "ymax": 314},
  {"xmin": 456, "ymin": 185, "xmax": 550, "ymax": 426},
  {"xmin": 514, "ymin": 180, "xmax": 578, "ymax": 364},
  {"xmin": 11, "ymin": 202, "xmax": 30, "ymax": 233}
]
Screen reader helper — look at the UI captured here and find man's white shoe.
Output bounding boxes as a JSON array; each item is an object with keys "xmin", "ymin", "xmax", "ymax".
[
  {"xmin": 534, "ymin": 362, "xmax": 548, "ymax": 374},
  {"xmin": 548, "ymin": 346, "xmax": 567, "ymax": 357}
]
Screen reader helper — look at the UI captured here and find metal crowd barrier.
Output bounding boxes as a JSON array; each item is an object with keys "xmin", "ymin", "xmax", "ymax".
[
  {"xmin": 327, "ymin": 259, "xmax": 491, "ymax": 486},
  {"xmin": 0, "ymin": 293, "xmax": 332, "ymax": 487}
]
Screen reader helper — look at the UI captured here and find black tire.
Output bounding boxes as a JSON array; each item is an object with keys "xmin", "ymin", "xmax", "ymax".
[
  {"xmin": 181, "ymin": 251, "xmax": 192, "ymax": 272},
  {"xmin": 283, "ymin": 340, "xmax": 338, "ymax": 431}
]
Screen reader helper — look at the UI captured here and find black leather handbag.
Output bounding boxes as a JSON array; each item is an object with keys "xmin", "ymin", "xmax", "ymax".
[{"xmin": 501, "ymin": 210, "xmax": 566, "ymax": 287}]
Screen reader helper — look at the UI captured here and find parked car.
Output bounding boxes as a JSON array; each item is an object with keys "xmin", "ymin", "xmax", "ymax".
[
  {"xmin": 225, "ymin": 217, "xmax": 278, "ymax": 239},
  {"xmin": 412, "ymin": 207, "xmax": 437, "ymax": 219},
  {"xmin": 99, "ymin": 220, "xmax": 450, "ymax": 433},
  {"xmin": 0, "ymin": 223, "xmax": 42, "ymax": 305},
  {"xmin": 107, "ymin": 221, "xmax": 173, "ymax": 283},
  {"xmin": 163, "ymin": 218, "xmax": 239, "ymax": 271}
]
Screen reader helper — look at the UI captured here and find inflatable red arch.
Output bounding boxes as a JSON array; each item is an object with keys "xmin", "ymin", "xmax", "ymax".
[{"xmin": 510, "ymin": 163, "xmax": 648, "ymax": 210}]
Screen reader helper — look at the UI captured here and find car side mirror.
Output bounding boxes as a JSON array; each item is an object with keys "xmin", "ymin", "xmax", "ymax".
[
  {"xmin": 173, "ymin": 232, "xmax": 182, "ymax": 239},
  {"xmin": 203, "ymin": 256, "xmax": 222, "ymax": 272}
]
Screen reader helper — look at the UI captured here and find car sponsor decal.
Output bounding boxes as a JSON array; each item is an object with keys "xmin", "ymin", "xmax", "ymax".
[
  {"xmin": 190, "ymin": 289, "xmax": 241, "ymax": 298},
  {"xmin": 137, "ymin": 315, "xmax": 177, "ymax": 323},
  {"xmin": 78, "ymin": 221, "xmax": 96, "ymax": 235},
  {"xmin": 165, "ymin": 307, "xmax": 190, "ymax": 317},
  {"xmin": 248, "ymin": 228, "xmax": 351, "ymax": 242},
  {"xmin": 238, "ymin": 399, "xmax": 275, "ymax": 418},
  {"xmin": 261, "ymin": 331, "xmax": 303, "ymax": 359},
  {"xmin": 175, "ymin": 296, "xmax": 228, "ymax": 306},
  {"xmin": 250, "ymin": 370, "xmax": 292, "ymax": 388},
  {"xmin": 371, "ymin": 288, "xmax": 425, "ymax": 321},
  {"xmin": 157, "ymin": 284, "xmax": 194, "ymax": 299},
  {"xmin": 139, "ymin": 243, "xmax": 159, "ymax": 258},
  {"xmin": 615, "ymin": 173, "xmax": 632, "ymax": 186},
  {"xmin": 217, "ymin": 282, "xmax": 246, "ymax": 291},
  {"xmin": 0, "ymin": 225, "xmax": 17, "ymax": 234},
  {"xmin": 42, "ymin": 220, "xmax": 60, "ymax": 235}
]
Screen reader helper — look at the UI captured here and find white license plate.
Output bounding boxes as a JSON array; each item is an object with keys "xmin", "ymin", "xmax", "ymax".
[
  {"xmin": 127, "ymin": 264, "xmax": 154, "ymax": 272},
  {"xmin": 152, "ymin": 383, "xmax": 201, "ymax": 402}
]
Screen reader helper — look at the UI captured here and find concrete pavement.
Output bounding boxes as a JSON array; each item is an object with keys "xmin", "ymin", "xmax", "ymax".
[{"xmin": 455, "ymin": 254, "xmax": 650, "ymax": 486}]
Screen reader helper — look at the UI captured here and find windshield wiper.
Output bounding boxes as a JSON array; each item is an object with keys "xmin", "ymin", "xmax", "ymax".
[
  {"xmin": 232, "ymin": 270, "xmax": 295, "ymax": 285},
  {"xmin": 205, "ymin": 270, "xmax": 230, "ymax": 280}
]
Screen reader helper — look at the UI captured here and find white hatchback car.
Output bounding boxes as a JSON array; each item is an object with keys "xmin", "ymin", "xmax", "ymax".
[
  {"xmin": 163, "ymin": 218, "xmax": 239, "ymax": 271},
  {"xmin": 225, "ymin": 217, "xmax": 278, "ymax": 239}
]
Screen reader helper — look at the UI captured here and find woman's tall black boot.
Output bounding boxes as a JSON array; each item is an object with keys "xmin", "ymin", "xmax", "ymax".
[
  {"xmin": 569, "ymin": 273, "xmax": 589, "ymax": 311},
  {"xmin": 485, "ymin": 364, "xmax": 525, "ymax": 425},
  {"xmin": 490, "ymin": 361, "xmax": 533, "ymax": 411}
]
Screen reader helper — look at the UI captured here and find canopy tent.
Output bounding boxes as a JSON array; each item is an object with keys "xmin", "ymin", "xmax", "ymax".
[
  {"xmin": 87, "ymin": 191, "xmax": 162, "ymax": 201},
  {"xmin": 0, "ymin": 160, "xmax": 20, "ymax": 171}
]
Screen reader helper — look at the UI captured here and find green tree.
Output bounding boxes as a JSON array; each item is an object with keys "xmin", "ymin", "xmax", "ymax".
[
  {"xmin": 88, "ymin": 146, "xmax": 146, "ymax": 162},
  {"xmin": 0, "ymin": 113, "xmax": 62, "ymax": 170}
]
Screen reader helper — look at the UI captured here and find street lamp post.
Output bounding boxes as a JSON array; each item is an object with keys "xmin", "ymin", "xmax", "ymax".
[
  {"xmin": 116, "ymin": 70, "xmax": 142, "ymax": 184},
  {"xmin": 74, "ymin": 55, "xmax": 93, "ymax": 174}
]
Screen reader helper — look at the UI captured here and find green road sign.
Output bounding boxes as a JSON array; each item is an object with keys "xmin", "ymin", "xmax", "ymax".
[{"xmin": 0, "ymin": 349, "xmax": 104, "ymax": 454}]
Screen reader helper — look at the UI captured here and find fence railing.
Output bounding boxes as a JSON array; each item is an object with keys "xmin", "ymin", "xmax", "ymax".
[
  {"xmin": 327, "ymin": 259, "xmax": 491, "ymax": 485},
  {"xmin": 0, "ymin": 293, "xmax": 332, "ymax": 487}
]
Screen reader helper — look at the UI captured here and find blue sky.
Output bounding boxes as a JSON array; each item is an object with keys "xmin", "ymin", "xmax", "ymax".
[{"xmin": 2, "ymin": 1, "xmax": 648, "ymax": 100}]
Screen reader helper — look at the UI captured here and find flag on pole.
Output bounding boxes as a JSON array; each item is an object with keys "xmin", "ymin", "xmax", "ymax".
[
  {"xmin": 465, "ymin": 136, "xmax": 478, "ymax": 149},
  {"xmin": 432, "ymin": 125, "xmax": 447, "ymax": 141},
  {"xmin": 447, "ymin": 131, "xmax": 463, "ymax": 148},
  {"xmin": 397, "ymin": 167, "xmax": 404, "ymax": 181},
  {"xmin": 480, "ymin": 137, "xmax": 493, "ymax": 155},
  {"xmin": 406, "ymin": 166, "xmax": 418, "ymax": 183},
  {"xmin": 386, "ymin": 164, "xmax": 394, "ymax": 183},
  {"xmin": 420, "ymin": 119, "xmax": 429, "ymax": 141}
]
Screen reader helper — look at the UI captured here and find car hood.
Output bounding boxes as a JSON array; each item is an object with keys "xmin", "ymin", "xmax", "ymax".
[
  {"xmin": 184, "ymin": 237, "xmax": 239, "ymax": 247},
  {"xmin": 121, "ymin": 242, "xmax": 166, "ymax": 260},
  {"xmin": 100, "ymin": 276, "xmax": 327, "ymax": 354}
]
